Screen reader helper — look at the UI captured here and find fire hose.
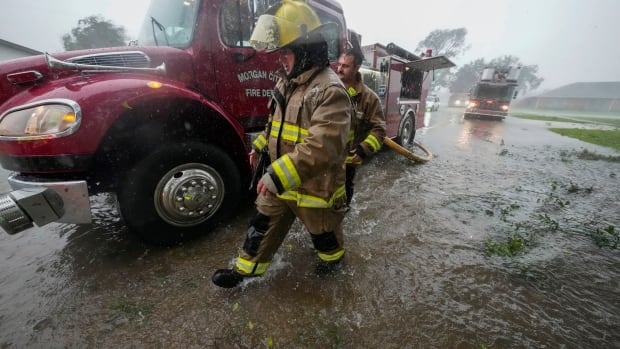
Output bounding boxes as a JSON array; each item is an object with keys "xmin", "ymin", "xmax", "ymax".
[{"xmin": 383, "ymin": 137, "xmax": 432, "ymax": 162}]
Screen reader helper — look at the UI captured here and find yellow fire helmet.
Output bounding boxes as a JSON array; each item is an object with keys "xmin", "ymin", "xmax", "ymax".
[{"xmin": 250, "ymin": 0, "xmax": 327, "ymax": 52}]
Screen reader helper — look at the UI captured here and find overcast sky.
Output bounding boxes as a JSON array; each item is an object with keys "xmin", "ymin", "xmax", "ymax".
[{"xmin": 1, "ymin": 0, "xmax": 619, "ymax": 94}]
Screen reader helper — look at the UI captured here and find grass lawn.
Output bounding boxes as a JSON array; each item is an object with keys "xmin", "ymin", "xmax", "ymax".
[
  {"xmin": 511, "ymin": 113, "xmax": 588, "ymax": 124},
  {"xmin": 511, "ymin": 113, "xmax": 620, "ymax": 152},
  {"xmin": 548, "ymin": 128, "xmax": 620, "ymax": 152}
]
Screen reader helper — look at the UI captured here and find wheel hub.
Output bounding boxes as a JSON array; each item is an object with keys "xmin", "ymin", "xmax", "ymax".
[{"xmin": 154, "ymin": 164, "xmax": 225, "ymax": 227}]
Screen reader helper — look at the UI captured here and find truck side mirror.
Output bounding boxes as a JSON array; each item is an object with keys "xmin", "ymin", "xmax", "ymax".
[{"xmin": 513, "ymin": 91, "xmax": 518, "ymax": 99}]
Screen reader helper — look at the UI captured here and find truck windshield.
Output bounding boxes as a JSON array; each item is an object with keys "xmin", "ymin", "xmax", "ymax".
[{"xmin": 137, "ymin": 0, "xmax": 201, "ymax": 47}]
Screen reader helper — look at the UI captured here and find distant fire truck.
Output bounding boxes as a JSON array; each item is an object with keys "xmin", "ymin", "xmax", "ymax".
[
  {"xmin": 448, "ymin": 92, "xmax": 469, "ymax": 107},
  {"xmin": 464, "ymin": 66, "xmax": 520, "ymax": 120},
  {"xmin": 358, "ymin": 43, "xmax": 454, "ymax": 143}
]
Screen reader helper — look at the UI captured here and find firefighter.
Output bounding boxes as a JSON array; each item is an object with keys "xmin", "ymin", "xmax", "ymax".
[
  {"xmin": 212, "ymin": 0, "xmax": 351, "ymax": 288},
  {"xmin": 336, "ymin": 48, "xmax": 386, "ymax": 207}
]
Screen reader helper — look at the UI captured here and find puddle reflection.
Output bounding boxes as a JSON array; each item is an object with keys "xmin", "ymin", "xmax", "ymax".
[{"xmin": 458, "ymin": 118, "xmax": 505, "ymax": 145}]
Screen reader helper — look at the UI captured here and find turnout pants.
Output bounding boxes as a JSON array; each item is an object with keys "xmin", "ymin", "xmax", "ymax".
[{"xmin": 234, "ymin": 192, "xmax": 346, "ymax": 276}]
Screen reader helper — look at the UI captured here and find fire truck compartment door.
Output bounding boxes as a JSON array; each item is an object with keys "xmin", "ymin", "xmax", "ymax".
[{"xmin": 407, "ymin": 55, "xmax": 455, "ymax": 72}]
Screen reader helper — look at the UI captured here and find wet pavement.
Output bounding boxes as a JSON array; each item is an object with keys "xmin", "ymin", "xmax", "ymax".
[{"xmin": 1, "ymin": 108, "xmax": 619, "ymax": 348}]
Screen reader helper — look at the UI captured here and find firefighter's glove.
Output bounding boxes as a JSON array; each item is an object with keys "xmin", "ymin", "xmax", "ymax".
[{"xmin": 257, "ymin": 173, "xmax": 278, "ymax": 195}]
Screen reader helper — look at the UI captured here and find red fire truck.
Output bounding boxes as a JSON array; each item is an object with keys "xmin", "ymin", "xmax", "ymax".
[
  {"xmin": 359, "ymin": 43, "xmax": 454, "ymax": 144},
  {"xmin": 464, "ymin": 66, "xmax": 520, "ymax": 120},
  {"xmin": 0, "ymin": 0, "xmax": 452, "ymax": 244}
]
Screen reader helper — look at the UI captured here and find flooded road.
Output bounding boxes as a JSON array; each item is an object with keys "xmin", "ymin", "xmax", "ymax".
[{"xmin": 1, "ymin": 108, "xmax": 619, "ymax": 348}]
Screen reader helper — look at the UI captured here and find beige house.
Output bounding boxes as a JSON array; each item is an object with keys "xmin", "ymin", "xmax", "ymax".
[
  {"xmin": 0, "ymin": 38, "xmax": 42, "ymax": 62},
  {"xmin": 516, "ymin": 82, "xmax": 620, "ymax": 114}
]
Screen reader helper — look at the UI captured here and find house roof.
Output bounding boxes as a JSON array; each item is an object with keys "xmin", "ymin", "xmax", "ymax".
[
  {"xmin": 538, "ymin": 81, "xmax": 620, "ymax": 99},
  {"xmin": 0, "ymin": 38, "xmax": 42, "ymax": 55}
]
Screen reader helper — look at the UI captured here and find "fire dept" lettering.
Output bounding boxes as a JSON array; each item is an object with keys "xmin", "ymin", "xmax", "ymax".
[{"xmin": 245, "ymin": 89, "xmax": 273, "ymax": 97}]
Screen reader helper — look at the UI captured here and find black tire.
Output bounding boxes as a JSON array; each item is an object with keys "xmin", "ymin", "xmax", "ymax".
[
  {"xmin": 395, "ymin": 112, "xmax": 416, "ymax": 146},
  {"xmin": 118, "ymin": 142, "xmax": 242, "ymax": 245}
]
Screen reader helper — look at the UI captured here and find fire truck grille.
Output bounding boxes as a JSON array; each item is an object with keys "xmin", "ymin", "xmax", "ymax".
[{"xmin": 67, "ymin": 52, "xmax": 151, "ymax": 68}]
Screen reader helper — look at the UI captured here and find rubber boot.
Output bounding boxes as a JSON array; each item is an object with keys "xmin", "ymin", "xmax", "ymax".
[{"xmin": 212, "ymin": 269, "xmax": 245, "ymax": 288}]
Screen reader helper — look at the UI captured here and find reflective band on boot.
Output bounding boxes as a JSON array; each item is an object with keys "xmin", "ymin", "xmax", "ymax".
[
  {"xmin": 317, "ymin": 248, "xmax": 345, "ymax": 262},
  {"xmin": 235, "ymin": 256, "xmax": 270, "ymax": 276}
]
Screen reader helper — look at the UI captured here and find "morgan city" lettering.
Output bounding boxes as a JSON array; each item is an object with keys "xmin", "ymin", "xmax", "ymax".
[{"xmin": 237, "ymin": 70, "xmax": 278, "ymax": 83}]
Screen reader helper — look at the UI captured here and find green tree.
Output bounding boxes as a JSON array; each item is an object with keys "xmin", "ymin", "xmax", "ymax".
[
  {"xmin": 62, "ymin": 15, "xmax": 128, "ymax": 51},
  {"xmin": 449, "ymin": 55, "xmax": 544, "ymax": 97},
  {"xmin": 416, "ymin": 28, "xmax": 470, "ymax": 90},
  {"xmin": 416, "ymin": 28, "xmax": 470, "ymax": 59},
  {"xmin": 449, "ymin": 58, "xmax": 487, "ymax": 93}
]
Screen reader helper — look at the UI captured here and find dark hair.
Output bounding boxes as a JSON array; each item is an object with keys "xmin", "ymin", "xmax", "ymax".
[{"xmin": 343, "ymin": 48, "xmax": 363, "ymax": 67}]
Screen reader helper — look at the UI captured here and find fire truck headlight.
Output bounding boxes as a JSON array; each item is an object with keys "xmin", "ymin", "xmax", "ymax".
[
  {"xmin": 468, "ymin": 101, "xmax": 477, "ymax": 108},
  {"xmin": 0, "ymin": 98, "xmax": 81, "ymax": 141},
  {"xmin": 501, "ymin": 105, "xmax": 509, "ymax": 111}
]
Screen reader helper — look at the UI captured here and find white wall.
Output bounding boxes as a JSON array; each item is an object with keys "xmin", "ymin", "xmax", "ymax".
[{"xmin": 0, "ymin": 39, "xmax": 41, "ymax": 62}]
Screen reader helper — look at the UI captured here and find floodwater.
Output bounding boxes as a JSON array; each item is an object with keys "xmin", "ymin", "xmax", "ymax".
[{"xmin": 1, "ymin": 108, "xmax": 619, "ymax": 348}]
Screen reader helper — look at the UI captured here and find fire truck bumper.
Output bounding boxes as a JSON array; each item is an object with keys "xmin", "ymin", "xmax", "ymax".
[
  {"xmin": 0, "ymin": 175, "xmax": 92, "ymax": 235},
  {"xmin": 464, "ymin": 109, "xmax": 507, "ymax": 119}
]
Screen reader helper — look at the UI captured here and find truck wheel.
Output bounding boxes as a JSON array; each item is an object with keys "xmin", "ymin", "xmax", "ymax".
[
  {"xmin": 118, "ymin": 142, "xmax": 242, "ymax": 245},
  {"xmin": 395, "ymin": 112, "xmax": 415, "ymax": 146}
]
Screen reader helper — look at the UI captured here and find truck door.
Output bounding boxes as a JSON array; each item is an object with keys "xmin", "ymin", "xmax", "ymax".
[
  {"xmin": 405, "ymin": 55, "xmax": 456, "ymax": 112},
  {"xmin": 383, "ymin": 55, "xmax": 455, "ymax": 138},
  {"xmin": 209, "ymin": 0, "xmax": 281, "ymax": 132},
  {"xmin": 384, "ymin": 56, "xmax": 406, "ymax": 137}
]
